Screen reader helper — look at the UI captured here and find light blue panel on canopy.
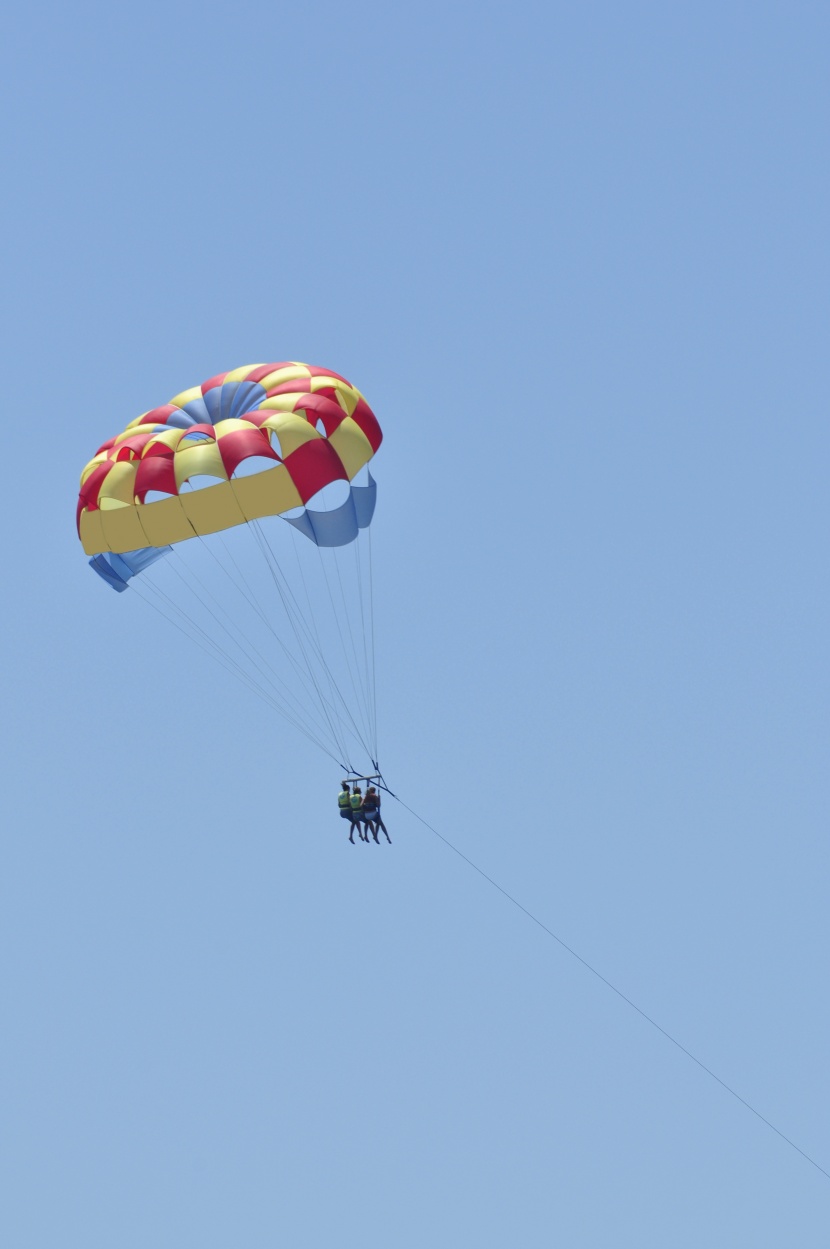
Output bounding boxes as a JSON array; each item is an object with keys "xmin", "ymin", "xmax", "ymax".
[
  {"xmin": 285, "ymin": 474, "xmax": 377, "ymax": 547},
  {"xmin": 178, "ymin": 380, "xmax": 266, "ymax": 425},
  {"xmin": 352, "ymin": 475, "xmax": 377, "ymax": 528},
  {"xmin": 200, "ymin": 386, "xmax": 225, "ymax": 422},
  {"xmin": 230, "ymin": 381, "xmax": 267, "ymax": 419},
  {"xmin": 89, "ymin": 545, "xmax": 172, "ymax": 592},
  {"xmin": 165, "ymin": 410, "xmax": 198, "ymax": 429},
  {"xmin": 180, "ymin": 395, "xmax": 212, "ymax": 423}
]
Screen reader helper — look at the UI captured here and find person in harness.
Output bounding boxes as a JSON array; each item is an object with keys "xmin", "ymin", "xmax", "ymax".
[
  {"xmin": 349, "ymin": 785, "xmax": 370, "ymax": 842},
  {"xmin": 338, "ymin": 781, "xmax": 359, "ymax": 843},
  {"xmin": 362, "ymin": 786, "xmax": 391, "ymax": 843}
]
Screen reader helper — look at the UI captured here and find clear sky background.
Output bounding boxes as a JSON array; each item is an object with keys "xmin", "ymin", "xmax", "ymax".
[{"xmin": 2, "ymin": 2, "xmax": 829, "ymax": 1245}]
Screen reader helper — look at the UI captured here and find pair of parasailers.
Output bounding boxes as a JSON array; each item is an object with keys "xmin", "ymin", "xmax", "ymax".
[{"xmin": 338, "ymin": 781, "xmax": 391, "ymax": 844}]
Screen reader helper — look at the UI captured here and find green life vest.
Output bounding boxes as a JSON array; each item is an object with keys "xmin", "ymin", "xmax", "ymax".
[
  {"xmin": 350, "ymin": 793, "xmax": 363, "ymax": 811},
  {"xmin": 338, "ymin": 791, "xmax": 351, "ymax": 809}
]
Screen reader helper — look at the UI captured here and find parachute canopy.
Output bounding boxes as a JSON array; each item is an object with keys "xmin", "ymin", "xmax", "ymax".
[{"xmin": 77, "ymin": 361, "xmax": 383, "ymax": 586}]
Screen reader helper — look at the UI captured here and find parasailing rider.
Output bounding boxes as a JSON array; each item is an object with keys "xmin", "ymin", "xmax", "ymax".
[
  {"xmin": 363, "ymin": 786, "xmax": 391, "ymax": 844},
  {"xmin": 350, "ymin": 785, "xmax": 370, "ymax": 842},
  {"xmin": 338, "ymin": 781, "xmax": 357, "ymax": 841}
]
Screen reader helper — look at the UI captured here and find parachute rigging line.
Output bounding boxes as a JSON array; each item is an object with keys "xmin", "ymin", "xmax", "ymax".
[
  {"xmin": 352, "ymin": 529, "xmax": 376, "ymax": 757},
  {"xmin": 201, "ymin": 531, "xmax": 340, "ymax": 738},
  {"xmin": 250, "ymin": 520, "xmax": 349, "ymax": 746},
  {"xmin": 247, "ymin": 525, "xmax": 356, "ymax": 765},
  {"xmin": 320, "ymin": 533, "xmax": 375, "ymax": 754},
  {"xmin": 285, "ymin": 523, "xmax": 344, "ymax": 746},
  {"xmin": 128, "ymin": 577, "xmax": 344, "ymax": 765},
  {"xmin": 392, "ymin": 794, "xmax": 830, "ymax": 1186},
  {"xmin": 170, "ymin": 539, "xmax": 335, "ymax": 734},
  {"xmin": 250, "ymin": 519, "xmax": 371, "ymax": 767},
  {"xmin": 165, "ymin": 546, "xmax": 347, "ymax": 754},
  {"xmin": 367, "ymin": 524, "xmax": 379, "ymax": 760},
  {"xmin": 312, "ymin": 537, "xmax": 373, "ymax": 758}
]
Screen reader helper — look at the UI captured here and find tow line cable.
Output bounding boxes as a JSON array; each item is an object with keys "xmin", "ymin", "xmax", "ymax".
[{"xmin": 391, "ymin": 792, "xmax": 830, "ymax": 1185}]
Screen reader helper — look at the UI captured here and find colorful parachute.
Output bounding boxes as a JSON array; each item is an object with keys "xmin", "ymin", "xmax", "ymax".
[
  {"xmin": 78, "ymin": 362, "xmax": 382, "ymax": 588},
  {"xmin": 78, "ymin": 363, "xmax": 383, "ymax": 772}
]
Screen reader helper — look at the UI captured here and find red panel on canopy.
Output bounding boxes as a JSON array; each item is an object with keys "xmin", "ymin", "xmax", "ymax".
[
  {"xmin": 79, "ymin": 461, "xmax": 114, "ymax": 512},
  {"xmin": 218, "ymin": 428, "xmax": 280, "ymax": 478},
  {"xmin": 143, "ymin": 404, "xmax": 178, "ymax": 423},
  {"xmin": 283, "ymin": 438, "xmax": 348, "ymax": 503},
  {"xmin": 246, "ymin": 363, "xmax": 292, "ymax": 384},
  {"xmin": 349, "ymin": 398, "xmax": 383, "ymax": 452},
  {"xmin": 294, "ymin": 394, "xmax": 348, "ymax": 436},
  {"xmin": 265, "ymin": 379, "xmax": 312, "ymax": 397},
  {"xmin": 201, "ymin": 372, "xmax": 228, "ymax": 394},
  {"xmin": 135, "ymin": 454, "xmax": 178, "ymax": 502},
  {"xmin": 307, "ymin": 365, "xmax": 350, "ymax": 384}
]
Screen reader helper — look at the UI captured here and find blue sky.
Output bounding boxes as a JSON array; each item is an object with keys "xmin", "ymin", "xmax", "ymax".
[{"xmin": 2, "ymin": 2, "xmax": 829, "ymax": 1244}]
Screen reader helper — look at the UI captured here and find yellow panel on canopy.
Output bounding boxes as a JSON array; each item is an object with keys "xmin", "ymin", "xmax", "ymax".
[
  {"xmin": 137, "ymin": 496, "xmax": 195, "ymax": 548},
  {"xmin": 223, "ymin": 363, "xmax": 265, "ymax": 383},
  {"xmin": 79, "ymin": 508, "xmax": 109, "ymax": 554},
  {"xmin": 99, "ymin": 501, "xmax": 150, "ymax": 552},
  {"xmin": 328, "ymin": 418, "xmax": 373, "ymax": 478},
  {"xmin": 174, "ymin": 440, "xmax": 228, "ymax": 490},
  {"xmin": 257, "ymin": 364, "xmax": 311, "ymax": 389},
  {"xmin": 98, "ymin": 460, "xmax": 138, "ymax": 505},
  {"xmin": 168, "ymin": 385, "xmax": 203, "ymax": 410},
  {"xmin": 230, "ymin": 462, "xmax": 303, "ymax": 522},
  {"xmin": 179, "ymin": 481, "xmax": 246, "ymax": 536},
  {"xmin": 260, "ymin": 412, "xmax": 319, "ymax": 458}
]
